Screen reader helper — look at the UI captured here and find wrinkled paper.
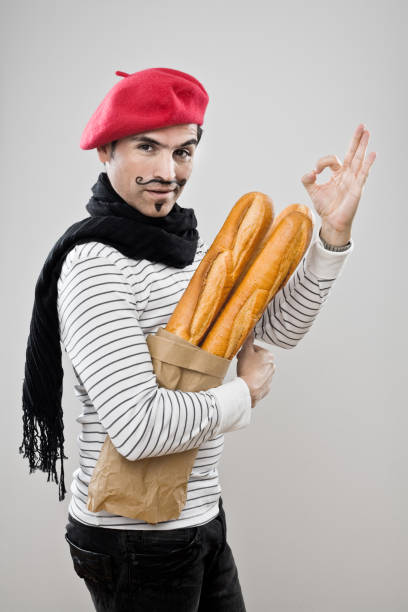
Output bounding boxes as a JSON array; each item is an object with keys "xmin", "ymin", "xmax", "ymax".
[{"xmin": 87, "ymin": 328, "xmax": 231, "ymax": 524}]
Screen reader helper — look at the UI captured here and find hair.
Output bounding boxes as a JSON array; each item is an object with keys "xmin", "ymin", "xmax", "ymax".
[{"xmin": 109, "ymin": 124, "xmax": 203, "ymax": 157}]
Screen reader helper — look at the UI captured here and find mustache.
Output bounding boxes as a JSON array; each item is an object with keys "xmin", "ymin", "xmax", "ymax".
[{"xmin": 135, "ymin": 176, "xmax": 187, "ymax": 188}]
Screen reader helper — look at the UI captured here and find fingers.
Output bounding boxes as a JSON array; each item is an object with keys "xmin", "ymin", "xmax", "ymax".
[
  {"xmin": 257, "ymin": 365, "xmax": 276, "ymax": 402},
  {"xmin": 252, "ymin": 342, "xmax": 275, "ymax": 361},
  {"xmin": 301, "ymin": 155, "xmax": 342, "ymax": 192},
  {"xmin": 343, "ymin": 123, "xmax": 365, "ymax": 168},
  {"xmin": 356, "ymin": 150, "xmax": 376, "ymax": 189},
  {"xmin": 301, "ymin": 169, "xmax": 317, "ymax": 188},
  {"xmin": 261, "ymin": 349, "xmax": 275, "ymax": 363},
  {"xmin": 265, "ymin": 363, "xmax": 275, "ymax": 382},
  {"xmin": 302, "ymin": 124, "xmax": 374, "ymax": 194},
  {"xmin": 351, "ymin": 129, "xmax": 370, "ymax": 175},
  {"xmin": 256, "ymin": 350, "xmax": 275, "ymax": 373},
  {"xmin": 266, "ymin": 360, "xmax": 277, "ymax": 381},
  {"xmin": 315, "ymin": 155, "xmax": 342, "ymax": 174}
]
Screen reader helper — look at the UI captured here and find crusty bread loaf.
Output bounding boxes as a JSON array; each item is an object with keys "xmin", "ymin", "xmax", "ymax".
[
  {"xmin": 201, "ymin": 204, "xmax": 314, "ymax": 359},
  {"xmin": 264, "ymin": 204, "xmax": 314, "ymax": 295},
  {"xmin": 166, "ymin": 192, "xmax": 274, "ymax": 345}
]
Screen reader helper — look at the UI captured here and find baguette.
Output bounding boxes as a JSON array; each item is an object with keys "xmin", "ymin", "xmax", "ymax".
[
  {"xmin": 201, "ymin": 204, "xmax": 314, "ymax": 359},
  {"xmin": 166, "ymin": 192, "xmax": 274, "ymax": 345}
]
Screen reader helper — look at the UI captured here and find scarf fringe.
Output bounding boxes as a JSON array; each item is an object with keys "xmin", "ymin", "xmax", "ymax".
[{"xmin": 19, "ymin": 383, "xmax": 67, "ymax": 501}]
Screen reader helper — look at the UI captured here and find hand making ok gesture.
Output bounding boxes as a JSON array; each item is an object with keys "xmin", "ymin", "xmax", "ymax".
[{"xmin": 301, "ymin": 123, "xmax": 377, "ymax": 245}]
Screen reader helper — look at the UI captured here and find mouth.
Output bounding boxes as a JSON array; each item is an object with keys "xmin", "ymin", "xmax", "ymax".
[{"xmin": 145, "ymin": 188, "xmax": 175, "ymax": 195}]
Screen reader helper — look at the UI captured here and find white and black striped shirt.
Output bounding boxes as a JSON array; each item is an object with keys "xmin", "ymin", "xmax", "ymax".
[{"xmin": 57, "ymin": 232, "xmax": 354, "ymax": 529}]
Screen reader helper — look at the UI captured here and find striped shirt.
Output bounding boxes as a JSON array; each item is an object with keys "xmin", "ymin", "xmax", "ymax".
[{"xmin": 57, "ymin": 232, "xmax": 354, "ymax": 529}]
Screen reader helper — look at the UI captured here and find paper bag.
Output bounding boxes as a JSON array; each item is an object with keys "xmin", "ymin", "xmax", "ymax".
[{"xmin": 87, "ymin": 328, "xmax": 231, "ymax": 524}]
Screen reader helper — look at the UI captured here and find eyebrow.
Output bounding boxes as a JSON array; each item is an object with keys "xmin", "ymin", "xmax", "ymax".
[{"xmin": 130, "ymin": 135, "xmax": 198, "ymax": 148}]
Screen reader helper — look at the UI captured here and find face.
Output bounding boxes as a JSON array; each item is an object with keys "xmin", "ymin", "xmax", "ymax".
[{"xmin": 97, "ymin": 123, "xmax": 198, "ymax": 217}]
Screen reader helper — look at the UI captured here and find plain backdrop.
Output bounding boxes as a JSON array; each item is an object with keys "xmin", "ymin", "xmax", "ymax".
[{"xmin": 1, "ymin": 1, "xmax": 407, "ymax": 610}]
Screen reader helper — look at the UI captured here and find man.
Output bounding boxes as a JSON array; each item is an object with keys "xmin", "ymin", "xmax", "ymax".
[{"xmin": 21, "ymin": 67, "xmax": 375, "ymax": 611}]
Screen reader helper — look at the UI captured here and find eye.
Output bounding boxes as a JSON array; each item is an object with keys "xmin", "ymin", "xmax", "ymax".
[
  {"xmin": 137, "ymin": 144, "xmax": 153, "ymax": 152},
  {"xmin": 175, "ymin": 149, "xmax": 192, "ymax": 159}
]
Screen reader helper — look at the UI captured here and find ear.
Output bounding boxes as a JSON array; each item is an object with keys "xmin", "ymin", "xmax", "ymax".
[{"xmin": 97, "ymin": 144, "xmax": 111, "ymax": 165}]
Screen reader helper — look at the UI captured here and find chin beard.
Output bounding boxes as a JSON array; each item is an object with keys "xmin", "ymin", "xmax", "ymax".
[{"xmin": 155, "ymin": 202, "xmax": 163, "ymax": 212}]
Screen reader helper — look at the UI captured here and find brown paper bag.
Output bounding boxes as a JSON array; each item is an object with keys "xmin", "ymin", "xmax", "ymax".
[{"xmin": 87, "ymin": 328, "xmax": 231, "ymax": 524}]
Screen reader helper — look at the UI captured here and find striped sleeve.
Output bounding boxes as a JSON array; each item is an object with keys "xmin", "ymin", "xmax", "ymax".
[
  {"xmin": 57, "ymin": 250, "xmax": 246, "ymax": 461},
  {"xmin": 254, "ymin": 235, "xmax": 354, "ymax": 348}
]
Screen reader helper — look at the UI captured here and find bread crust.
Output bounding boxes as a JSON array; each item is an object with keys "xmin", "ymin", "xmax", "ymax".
[
  {"xmin": 166, "ymin": 192, "xmax": 274, "ymax": 344},
  {"xmin": 201, "ymin": 205, "xmax": 314, "ymax": 358}
]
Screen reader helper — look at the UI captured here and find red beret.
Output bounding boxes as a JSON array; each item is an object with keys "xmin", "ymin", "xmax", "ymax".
[{"xmin": 80, "ymin": 67, "xmax": 209, "ymax": 150}]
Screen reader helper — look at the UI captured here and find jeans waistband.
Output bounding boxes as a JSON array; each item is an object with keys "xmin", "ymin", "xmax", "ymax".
[{"xmin": 67, "ymin": 497, "xmax": 224, "ymax": 539}]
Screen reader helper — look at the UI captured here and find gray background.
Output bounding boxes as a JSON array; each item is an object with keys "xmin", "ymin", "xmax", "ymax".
[{"xmin": 1, "ymin": 0, "xmax": 406, "ymax": 610}]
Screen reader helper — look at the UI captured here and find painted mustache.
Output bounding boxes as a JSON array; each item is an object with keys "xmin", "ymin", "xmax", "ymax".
[{"xmin": 135, "ymin": 176, "xmax": 187, "ymax": 188}]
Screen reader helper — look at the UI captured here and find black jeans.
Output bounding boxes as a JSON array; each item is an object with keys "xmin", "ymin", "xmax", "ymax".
[{"xmin": 65, "ymin": 498, "xmax": 246, "ymax": 611}]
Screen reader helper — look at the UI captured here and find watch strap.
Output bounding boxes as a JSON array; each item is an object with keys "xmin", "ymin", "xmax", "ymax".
[{"xmin": 319, "ymin": 229, "xmax": 351, "ymax": 252}]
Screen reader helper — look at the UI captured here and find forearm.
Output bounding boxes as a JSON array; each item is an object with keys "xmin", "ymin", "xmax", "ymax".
[
  {"xmin": 58, "ymin": 251, "xmax": 251, "ymax": 462},
  {"xmin": 254, "ymin": 231, "xmax": 354, "ymax": 347}
]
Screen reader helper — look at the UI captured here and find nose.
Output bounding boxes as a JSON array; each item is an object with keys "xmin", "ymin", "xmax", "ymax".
[{"xmin": 152, "ymin": 151, "xmax": 177, "ymax": 185}]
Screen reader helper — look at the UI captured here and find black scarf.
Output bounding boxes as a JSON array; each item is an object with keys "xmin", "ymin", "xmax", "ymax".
[{"xmin": 20, "ymin": 171, "xmax": 199, "ymax": 501}]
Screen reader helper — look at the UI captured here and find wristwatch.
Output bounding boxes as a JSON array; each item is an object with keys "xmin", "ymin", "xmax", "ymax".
[{"xmin": 319, "ymin": 228, "xmax": 352, "ymax": 252}]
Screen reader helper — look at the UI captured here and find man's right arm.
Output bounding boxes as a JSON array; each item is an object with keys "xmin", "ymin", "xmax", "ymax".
[{"xmin": 57, "ymin": 249, "xmax": 252, "ymax": 461}]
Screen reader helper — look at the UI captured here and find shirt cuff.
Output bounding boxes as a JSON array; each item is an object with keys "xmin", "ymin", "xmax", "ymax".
[
  {"xmin": 209, "ymin": 377, "xmax": 252, "ymax": 434},
  {"xmin": 304, "ymin": 234, "xmax": 354, "ymax": 279}
]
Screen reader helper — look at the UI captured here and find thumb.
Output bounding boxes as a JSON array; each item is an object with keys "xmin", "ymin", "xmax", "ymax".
[
  {"xmin": 301, "ymin": 169, "xmax": 317, "ymax": 196},
  {"xmin": 239, "ymin": 330, "xmax": 255, "ymax": 354}
]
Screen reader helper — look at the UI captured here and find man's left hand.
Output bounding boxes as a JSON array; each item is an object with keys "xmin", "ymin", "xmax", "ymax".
[{"xmin": 301, "ymin": 123, "xmax": 377, "ymax": 246}]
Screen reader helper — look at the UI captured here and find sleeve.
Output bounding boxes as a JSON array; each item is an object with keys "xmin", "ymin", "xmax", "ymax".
[
  {"xmin": 209, "ymin": 377, "xmax": 252, "ymax": 431},
  {"xmin": 254, "ymin": 232, "xmax": 354, "ymax": 348},
  {"xmin": 57, "ymin": 251, "xmax": 252, "ymax": 461}
]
